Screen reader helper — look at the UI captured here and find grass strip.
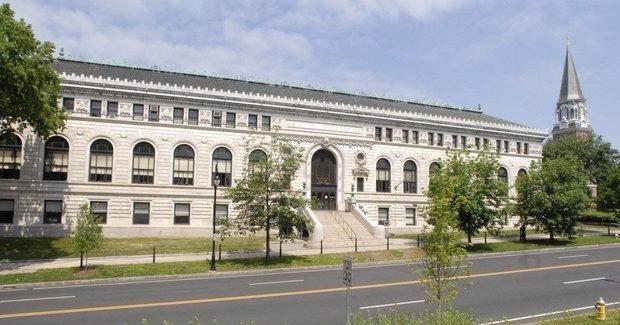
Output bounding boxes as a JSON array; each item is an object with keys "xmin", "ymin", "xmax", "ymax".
[
  {"xmin": 0, "ymin": 249, "xmax": 422, "ymax": 285},
  {"xmin": 538, "ymin": 308, "xmax": 619, "ymax": 324}
]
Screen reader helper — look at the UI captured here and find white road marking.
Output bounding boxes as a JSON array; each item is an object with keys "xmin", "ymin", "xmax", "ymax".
[
  {"xmin": 480, "ymin": 301, "xmax": 619, "ymax": 324},
  {"xmin": 0, "ymin": 295, "xmax": 75, "ymax": 303},
  {"xmin": 359, "ymin": 299, "xmax": 425, "ymax": 310},
  {"xmin": 249, "ymin": 279, "xmax": 304, "ymax": 286},
  {"xmin": 0, "ymin": 288, "xmax": 27, "ymax": 293},
  {"xmin": 563, "ymin": 277, "xmax": 606, "ymax": 284},
  {"xmin": 558, "ymin": 254, "xmax": 588, "ymax": 259}
]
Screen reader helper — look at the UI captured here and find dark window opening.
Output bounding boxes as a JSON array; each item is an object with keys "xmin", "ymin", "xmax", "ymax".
[
  {"xmin": 43, "ymin": 136, "xmax": 69, "ymax": 181},
  {"xmin": 90, "ymin": 100, "xmax": 102, "ymax": 117},
  {"xmin": 44, "ymin": 200, "xmax": 62, "ymax": 224},
  {"xmin": 0, "ymin": 134, "xmax": 22, "ymax": 179},
  {"xmin": 133, "ymin": 202, "xmax": 150, "ymax": 225}
]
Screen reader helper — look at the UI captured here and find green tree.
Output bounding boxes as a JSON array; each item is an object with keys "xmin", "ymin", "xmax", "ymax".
[
  {"xmin": 515, "ymin": 157, "xmax": 590, "ymax": 240},
  {"xmin": 513, "ymin": 168, "xmax": 536, "ymax": 241},
  {"xmin": 224, "ymin": 133, "xmax": 307, "ymax": 261},
  {"xmin": 0, "ymin": 3, "xmax": 65, "ymax": 138},
  {"xmin": 598, "ymin": 166, "xmax": 620, "ymax": 214},
  {"xmin": 70, "ymin": 203, "xmax": 103, "ymax": 270},
  {"xmin": 420, "ymin": 156, "xmax": 470, "ymax": 313},
  {"xmin": 431, "ymin": 149, "xmax": 509, "ymax": 243},
  {"xmin": 543, "ymin": 134, "xmax": 619, "ymax": 186}
]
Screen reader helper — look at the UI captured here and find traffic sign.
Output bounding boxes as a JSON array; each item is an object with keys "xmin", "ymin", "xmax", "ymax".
[{"xmin": 343, "ymin": 256, "xmax": 352, "ymax": 287}]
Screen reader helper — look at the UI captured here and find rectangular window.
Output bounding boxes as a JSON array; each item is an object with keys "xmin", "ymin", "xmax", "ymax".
[
  {"xmin": 212, "ymin": 111, "xmax": 222, "ymax": 127},
  {"xmin": 378, "ymin": 208, "xmax": 389, "ymax": 226},
  {"xmin": 461, "ymin": 136, "xmax": 467, "ymax": 148},
  {"xmin": 133, "ymin": 202, "xmax": 150, "ymax": 225},
  {"xmin": 215, "ymin": 204, "xmax": 228, "ymax": 226},
  {"xmin": 496, "ymin": 140, "xmax": 501, "ymax": 153},
  {"xmin": 188, "ymin": 109, "xmax": 199, "ymax": 125},
  {"xmin": 483, "ymin": 138, "xmax": 489, "ymax": 149},
  {"xmin": 44, "ymin": 200, "xmax": 62, "ymax": 224},
  {"xmin": 405, "ymin": 208, "xmax": 416, "ymax": 226},
  {"xmin": 411, "ymin": 131, "xmax": 418, "ymax": 144},
  {"xmin": 62, "ymin": 97, "xmax": 74, "ymax": 111},
  {"xmin": 90, "ymin": 100, "xmax": 102, "ymax": 117},
  {"xmin": 226, "ymin": 112, "xmax": 236, "ymax": 128},
  {"xmin": 90, "ymin": 201, "xmax": 108, "ymax": 224},
  {"xmin": 249, "ymin": 114, "xmax": 258, "ymax": 129},
  {"xmin": 428, "ymin": 132, "xmax": 434, "ymax": 146},
  {"xmin": 173, "ymin": 107, "xmax": 184, "ymax": 124},
  {"xmin": 0, "ymin": 199, "xmax": 14, "ymax": 224},
  {"xmin": 504, "ymin": 141, "xmax": 510, "ymax": 153},
  {"xmin": 437, "ymin": 133, "xmax": 444, "ymax": 147},
  {"xmin": 148, "ymin": 105, "xmax": 159, "ymax": 122},
  {"xmin": 402, "ymin": 130, "xmax": 409, "ymax": 143},
  {"xmin": 107, "ymin": 101, "xmax": 118, "ymax": 117},
  {"xmin": 452, "ymin": 135, "xmax": 458, "ymax": 148},
  {"xmin": 374, "ymin": 127, "xmax": 382, "ymax": 141},
  {"xmin": 262, "ymin": 116, "xmax": 271, "ymax": 131},
  {"xmin": 133, "ymin": 104, "xmax": 144, "ymax": 121},
  {"xmin": 524, "ymin": 143, "xmax": 529, "ymax": 155},
  {"xmin": 516, "ymin": 142, "xmax": 522, "ymax": 154},
  {"xmin": 174, "ymin": 203, "xmax": 190, "ymax": 225},
  {"xmin": 356, "ymin": 177, "xmax": 364, "ymax": 192},
  {"xmin": 475, "ymin": 137, "xmax": 481, "ymax": 150},
  {"xmin": 385, "ymin": 128, "xmax": 392, "ymax": 142}
]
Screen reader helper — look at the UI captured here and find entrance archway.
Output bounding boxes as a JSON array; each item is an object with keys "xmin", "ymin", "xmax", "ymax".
[{"xmin": 311, "ymin": 149, "xmax": 337, "ymax": 210}]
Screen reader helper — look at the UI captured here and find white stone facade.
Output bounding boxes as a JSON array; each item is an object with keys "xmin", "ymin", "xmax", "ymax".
[{"xmin": 0, "ymin": 60, "xmax": 547, "ymax": 237}]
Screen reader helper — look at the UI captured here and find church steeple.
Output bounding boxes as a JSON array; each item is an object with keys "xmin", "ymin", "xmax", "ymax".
[
  {"xmin": 552, "ymin": 43, "xmax": 592, "ymax": 138},
  {"xmin": 558, "ymin": 44, "xmax": 585, "ymax": 104}
]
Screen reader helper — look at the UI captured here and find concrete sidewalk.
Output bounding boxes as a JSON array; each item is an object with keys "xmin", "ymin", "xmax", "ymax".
[{"xmin": 0, "ymin": 238, "xmax": 416, "ymax": 275}]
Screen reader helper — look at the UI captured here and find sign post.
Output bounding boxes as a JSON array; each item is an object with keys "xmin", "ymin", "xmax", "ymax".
[{"xmin": 343, "ymin": 256, "xmax": 352, "ymax": 323}]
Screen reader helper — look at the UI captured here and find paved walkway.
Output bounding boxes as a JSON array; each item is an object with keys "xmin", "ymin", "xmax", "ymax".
[{"xmin": 0, "ymin": 225, "xmax": 616, "ymax": 275}]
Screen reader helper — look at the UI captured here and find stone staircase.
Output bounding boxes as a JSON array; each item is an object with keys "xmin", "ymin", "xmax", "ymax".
[{"xmin": 313, "ymin": 210, "xmax": 384, "ymax": 248}]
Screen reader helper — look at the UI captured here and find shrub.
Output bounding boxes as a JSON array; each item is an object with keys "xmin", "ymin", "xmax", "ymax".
[{"xmin": 578, "ymin": 209, "xmax": 618, "ymax": 225}]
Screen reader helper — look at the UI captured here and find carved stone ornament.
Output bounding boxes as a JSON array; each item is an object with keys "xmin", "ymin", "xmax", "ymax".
[
  {"xmin": 74, "ymin": 98, "xmax": 89, "ymax": 113},
  {"xmin": 355, "ymin": 152, "xmax": 366, "ymax": 165},
  {"xmin": 319, "ymin": 137, "xmax": 334, "ymax": 149},
  {"xmin": 119, "ymin": 102, "xmax": 133, "ymax": 117},
  {"xmin": 352, "ymin": 165, "xmax": 369, "ymax": 178},
  {"xmin": 76, "ymin": 128, "xmax": 84, "ymax": 135},
  {"xmin": 120, "ymin": 131, "xmax": 128, "ymax": 139},
  {"xmin": 160, "ymin": 106, "xmax": 173, "ymax": 121}
]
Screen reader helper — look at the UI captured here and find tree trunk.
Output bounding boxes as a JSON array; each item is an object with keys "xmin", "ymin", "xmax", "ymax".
[
  {"xmin": 467, "ymin": 231, "xmax": 472, "ymax": 244},
  {"xmin": 85, "ymin": 254, "xmax": 88, "ymax": 271},
  {"xmin": 265, "ymin": 217, "xmax": 270, "ymax": 262},
  {"xmin": 520, "ymin": 224, "xmax": 527, "ymax": 242},
  {"xmin": 549, "ymin": 230, "xmax": 554, "ymax": 241}
]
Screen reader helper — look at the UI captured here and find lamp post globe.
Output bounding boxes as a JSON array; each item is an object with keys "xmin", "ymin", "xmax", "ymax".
[{"xmin": 210, "ymin": 172, "xmax": 221, "ymax": 271}]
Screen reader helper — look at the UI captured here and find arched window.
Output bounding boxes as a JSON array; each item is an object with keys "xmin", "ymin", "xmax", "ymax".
[
  {"xmin": 173, "ymin": 145, "xmax": 194, "ymax": 185},
  {"xmin": 43, "ymin": 136, "xmax": 69, "ymax": 181},
  {"xmin": 213, "ymin": 147, "xmax": 232, "ymax": 186},
  {"xmin": 0, "ymin": 134, "xmax": 22, "ymax": 179},
  {"xmin": 376, "ymin": 158, "xmax": 391, "ymax": 193},
  {"xmin": 89, "ymin": 139, "xmax": 113, "ymax": 182},
  {"xmin": 517, "ymin": 168, "xmax": 528, "ymax": 177},
  {"xmin": 429, "ymin": 162, "xmax": 441, "ymax": 178},
  {"xmin": 248, "ymin": 149, "xmax": 267, "ymax": 173},
  {"xmin": 498, "ymin": 167, "xmax": 508, "ymax": 183},
  {"xmin": 403, "ymin": 160, "xmax": 417, "ymax": 194},
  {"xmin": 132, "ymin": 142, "xmax": 155, "ymax": 184}
]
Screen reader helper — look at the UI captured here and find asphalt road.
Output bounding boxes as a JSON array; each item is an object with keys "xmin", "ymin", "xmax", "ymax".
[{"xmin": 0, "ymin": 244, "xmax": 619, "ymax": 325}]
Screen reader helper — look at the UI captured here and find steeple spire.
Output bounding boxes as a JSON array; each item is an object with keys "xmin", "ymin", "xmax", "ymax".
[
  {"xmin": 558, "ymin": 44, "xmax": 585, "ymax": 104},
  {"xmin": 552, "ymin": 43, "xmax": 592, "ymax": 138}
]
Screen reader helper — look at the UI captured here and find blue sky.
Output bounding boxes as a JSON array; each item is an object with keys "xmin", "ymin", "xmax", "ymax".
[{"xmin": 8, "ymin": 0, "xmax": 619, "ymax": 147}]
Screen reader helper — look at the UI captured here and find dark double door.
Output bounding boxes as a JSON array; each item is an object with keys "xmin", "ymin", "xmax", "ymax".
[{"xmin": 311, "ymin": 149, "xmax": 337, "ymax": 210}]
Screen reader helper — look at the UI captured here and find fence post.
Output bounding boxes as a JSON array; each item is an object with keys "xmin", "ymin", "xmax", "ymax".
[
  {"xmin": 218, "ymin": 243, "xmax": 222, "ymax": 261},
  {"xmin": 417, "ymin": 234, "xmax": 420, "ymax": 247},
  {"xmin": 80, "ymin": 250, "xmax": 84, "ymax": 269},
  {"xmin": 320, "ymin": 240, "xmax": 323, "ymax": 255},
  {"xmin": 152, "ymin": 246, "xmax": 155, "ymax": 264},
  {"xmin": 279, "ymin": 240, "xmax": 282, "ymax": 257},
  {"xmin": 387, "ymin": 236, "xmax": 390, "ymax": 250},
  {"xmin": 355, "ymin": 237, "xmax": 358, "ymax": 252},
  {"xmin": 484, "ymin": 231, "xmax": 487, "ymax": 244}
]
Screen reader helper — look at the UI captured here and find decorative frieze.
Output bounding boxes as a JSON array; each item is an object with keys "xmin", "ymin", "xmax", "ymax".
[{"xmin": 74, "ymin": 98, "xmax": 89, "ymax": 113}]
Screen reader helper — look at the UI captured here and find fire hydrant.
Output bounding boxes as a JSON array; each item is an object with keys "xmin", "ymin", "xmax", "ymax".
[{"xmin": 595, "ymin": 297, "xmax": 606, "ymax": 321}]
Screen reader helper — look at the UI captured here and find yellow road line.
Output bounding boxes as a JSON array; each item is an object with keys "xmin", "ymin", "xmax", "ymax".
[{"xmin": 1, "ymin": 259, "xmax": 618, "ymax": 319}]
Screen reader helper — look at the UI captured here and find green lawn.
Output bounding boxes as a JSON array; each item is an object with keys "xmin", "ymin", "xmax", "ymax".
[
  {"xmin": 466, "ymin": 235, "xmax": 619, "ymax": 253},
  {"xmin": 0, "ymin": 248, "xmax": 423, "ymax": 285},
  {"xmin": 539, "ymin": 308, "xmax": 619, "ymax": 324},
  {"xmin": 0, "ymin": 236, "xmax": 265, "ymax": 261}
]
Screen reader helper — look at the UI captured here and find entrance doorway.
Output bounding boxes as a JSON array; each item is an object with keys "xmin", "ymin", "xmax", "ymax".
[{"xmin": 311, "ymin": 149, "xmax": 337, "ymax": 210}]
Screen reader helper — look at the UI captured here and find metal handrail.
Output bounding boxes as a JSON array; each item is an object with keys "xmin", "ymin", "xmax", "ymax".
[{"xmin": 333, "ymin": 212, "xmax": 357, "ymax": 241}]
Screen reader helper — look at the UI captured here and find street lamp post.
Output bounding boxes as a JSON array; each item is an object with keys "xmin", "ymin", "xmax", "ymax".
[{"xmin": 210, "ymin": 171, "xmax": 221, "ymax": 271}]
